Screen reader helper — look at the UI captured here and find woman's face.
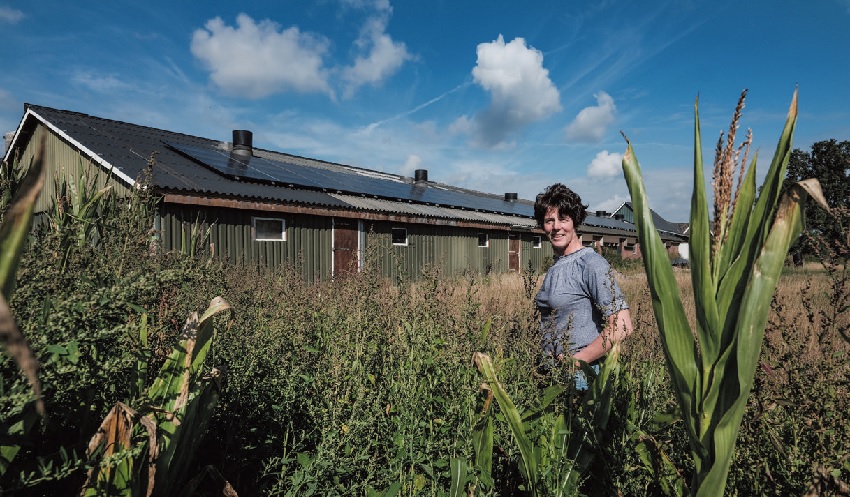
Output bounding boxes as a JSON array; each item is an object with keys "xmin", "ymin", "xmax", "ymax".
[{"xmin": 542, "ymin": 205, "xmax": 580, "ymax": 256}]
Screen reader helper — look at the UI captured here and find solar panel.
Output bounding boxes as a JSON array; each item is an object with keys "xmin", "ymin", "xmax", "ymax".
[{"xmin": 166, "ymin": 142, "xmax": 534, "ymax": 217}]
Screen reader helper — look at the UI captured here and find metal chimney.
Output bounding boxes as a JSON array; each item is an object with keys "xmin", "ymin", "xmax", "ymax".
[
  {"xmin": 228, "ymin": 130, "xmax": 252, "ymax": 169},
  {"xmin": 231, "ymin": 130, "xmax": 253, "ymax": 158},
  {"xmin": 414, "ymin": 169, "xmax": 428, "ymax": 182}
]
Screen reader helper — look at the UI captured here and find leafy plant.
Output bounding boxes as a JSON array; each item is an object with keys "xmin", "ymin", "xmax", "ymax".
[
  {"xmin": 471, "ymin": 345, "xmax": 620, "ymax": 496},
  {"xmin": 0, "ymin": 138, "xmax": 47, "ymax": 476},
  {"xmin": 82, "ymin": 297, "xmax": 233, "ymax": 496},
  {"xmin": 620, "ymin": 88, "xmax": 829, "ymax": 496}
]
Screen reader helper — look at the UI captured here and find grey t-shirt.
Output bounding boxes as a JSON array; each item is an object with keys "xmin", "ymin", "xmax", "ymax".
[{"xmin": 535, "ymin": 247, "xmax": 628, "ymax": 356}]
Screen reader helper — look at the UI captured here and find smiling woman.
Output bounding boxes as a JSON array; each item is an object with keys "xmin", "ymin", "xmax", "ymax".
[{"xmin": 532, "ymin": 183, "xmax": 633, "ymax": 387}]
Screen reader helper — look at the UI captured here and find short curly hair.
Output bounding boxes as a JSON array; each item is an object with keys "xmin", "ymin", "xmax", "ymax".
[{"xmin": 533, "ymin": 183, "xmax": 588, "ymax": 228}]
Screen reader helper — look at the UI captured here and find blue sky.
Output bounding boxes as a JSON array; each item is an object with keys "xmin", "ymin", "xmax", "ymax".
[{"xmin": 2, "ymin": 1, "xmax": 849, "ymax": 222}]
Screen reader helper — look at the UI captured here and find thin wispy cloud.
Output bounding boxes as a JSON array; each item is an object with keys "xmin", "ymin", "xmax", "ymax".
[
  {"xmin": 71, "ymin": 71, "xmax": 134, "ymax": 94},
  {"xmin": 0, "ymin": 6, "xmax": 23, "ymax": 23},
  {"xmin": 361, "ymin": 81, "xmax": 471, "ymax": 134}
]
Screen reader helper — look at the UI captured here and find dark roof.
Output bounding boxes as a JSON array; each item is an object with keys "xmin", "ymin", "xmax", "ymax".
[
  {"xmin": 7, "ymin": 104, "xmax": 686, "ymax": 241},
  {"xmin": 13, "ymin": 104, "xmax": 536, "ymax": 219}
]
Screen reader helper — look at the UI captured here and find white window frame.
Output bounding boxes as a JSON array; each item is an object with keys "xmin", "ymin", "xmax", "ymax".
[
  {"xmin": 253, "ymin": 217, "xmax": 286, "ymax": 241},
  {"xmin": 532, "ymin": 235, "xmax": 542, "ymax": 248},
  {"xmin": 477, "ymin": 233, "xmax": 489, "ymax": 248},
  {"xmin": 391, "ymin": 227, "xmax": 408, "ymax": 246}
]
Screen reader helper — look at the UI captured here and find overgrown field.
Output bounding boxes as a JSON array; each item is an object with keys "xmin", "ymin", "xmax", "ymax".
[{"xmin": 2, "ymin": 215, "xmax": 849, "ymax": 495}]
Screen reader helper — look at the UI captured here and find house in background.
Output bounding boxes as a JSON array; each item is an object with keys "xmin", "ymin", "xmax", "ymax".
[
  {"xmin": 607, "ymin": 202, "xmax": 689, "ymax": 261},
  {"xmin": 3, "ymin": 104, "xmax": 687, "ymax": 281}
]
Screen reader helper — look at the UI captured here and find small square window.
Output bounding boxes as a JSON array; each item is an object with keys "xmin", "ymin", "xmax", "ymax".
[
  {"xmin": 392, "ymin": 227, "xmax": 408, "ymax": 246},
  {"xmin": 532, "ymin": 235, "xmax": 542, "ymax": 248},
  {"xmin": 477, "ymin": 233, "xmax": 489, "ymax": 247},
  {"xmin": 254, "ymin": 217, "xmax": 285, "ymax": 241}
]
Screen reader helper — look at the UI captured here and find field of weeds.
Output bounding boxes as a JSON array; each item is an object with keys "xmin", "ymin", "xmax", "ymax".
[
  {"xmin": 2, "ymin": 204, "xmax": 849, "ymax": 495},
  {"xmin": 0, "ymin": 157, "xmax": 850, "ymax": 497}
]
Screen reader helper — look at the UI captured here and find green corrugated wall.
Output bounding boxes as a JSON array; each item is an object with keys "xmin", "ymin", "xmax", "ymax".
[
  {"xmin": 158, "ymin": 208, "xmax": 553, "ymax": 282},
  {"xmin": 16, "ymin": 124, "xmax": 134, "ymax": 214},
  {"xmin": 158, "ymin": 204, "xmax": 333, "ymax": 281},
  {"xmin": 362, "ymin": 221, "xmax": 552, "ymax": 280}
]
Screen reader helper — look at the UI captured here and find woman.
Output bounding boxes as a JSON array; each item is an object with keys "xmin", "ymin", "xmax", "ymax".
[{"xmin": 533, "ymin": 183, "xmax": 633, "ymax": 388}]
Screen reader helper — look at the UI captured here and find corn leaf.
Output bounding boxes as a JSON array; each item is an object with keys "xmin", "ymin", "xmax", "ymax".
[
  {"xmin": 697, "ymin": 180, "xmax": 822, "ymax": 497},
  {"xmin": 150, "ymin": 297, "xmax": 230, "ymax": 497},
  {"xmin": 0, "ymin": 138, "xmax": 45, "ymax": 419},
  {"xmin": 688, "ymin": 99, "xmax": 721, "ymax": 367},
  {"xmin": 472, "ymin": 389, "xmax": 494, "ymax": 488},
  {"xmin": 449, "ymin": 457, "xmax": 468, "ymax": 497},
  {"xmin": 82, "ymin": 402, "xmax": 139, "ymax": 497},
  {"xmin": 622, "ymin": 141, "xmax": 701, "ymax": 447},
  {"xmin": 472, "ymin": 352, "xmax": 538, "ymax": 491}
]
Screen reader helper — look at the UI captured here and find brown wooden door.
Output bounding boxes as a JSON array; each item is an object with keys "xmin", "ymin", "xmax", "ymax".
[
  {"xmin": 333, "ymin": 218, "xmax": 359, "ymax": 278},
  {"xmin": 509, "ymin": 234, "xmax": 520, "ymax": 271}
]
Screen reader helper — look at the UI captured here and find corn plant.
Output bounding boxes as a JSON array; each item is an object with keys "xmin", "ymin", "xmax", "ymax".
[
  {"xmin": 0, "ymin": 138, "xmax": 46, "ymax": 476},
  {"xmin": 620, "ymin": 89, "xmax": 829, "ymax": 496},
  {"xmin": 470, "ymin": 345, "xmax": 620, "ymax": 496},
  {"xmin": 49, "ymin": 158, "xmax": 114, "ymax": 270},
  {"xmin": 82, "ymin": 296, "xmax": 233, "ymax": 496}
]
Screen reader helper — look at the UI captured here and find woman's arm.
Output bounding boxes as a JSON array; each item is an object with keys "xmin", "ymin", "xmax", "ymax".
[{"xmin": 570, "ymin": 308, "xmax": 634, "ymax": 364}]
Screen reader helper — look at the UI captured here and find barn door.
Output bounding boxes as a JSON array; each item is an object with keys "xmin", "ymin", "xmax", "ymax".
[
  {"xmin": 333, "ymin": 218, "xmax": 360, "ymax": 278},
  {"xmin": 509, "ymin": 233, "xmax": 521, "ymax": 271}
]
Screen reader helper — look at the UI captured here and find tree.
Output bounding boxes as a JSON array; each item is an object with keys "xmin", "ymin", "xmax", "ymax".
[{"xmin": 783, "ymin": 139, "xmax": 850, "ymax": 258}]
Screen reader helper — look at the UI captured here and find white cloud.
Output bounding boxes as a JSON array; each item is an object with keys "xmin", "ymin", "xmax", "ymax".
[
  {"xmin": 565, "ymin": 91, "xmax": 616, "ymax": 143},
  {"xmin": 339, "ymin": 0, "xmax": 391, "ymax": 10},
  {"xmin": 191, "ymin": 14, "xmax": 332, "ymax": 99},
  {"xmin": 341, "ymin": 13, "xmax": 412, "ymax": 98},
  {"xmin": 0, "ymin": 7, "xmax": 23, "ymax": 23},
  {"xmin": 592, "ymin": 194, "xmax": 630, "ymax": 214},
  {"xmin": 587, "ymin": 150, "xmax": 622, "ymax": 177},
  {"xmin": 468, "ymin": 35, "xmax": 561, "ymax": 147},
  {"xmin": 448, "ymin": 115, "xmax": 473, "ymax": 135},
  {"xmin": 71, "ymin": 71, "xmax": 133, "ymax": 94},
  {"xmin": 399, "ymin": 154, "xmax": 422, "ymax": 176},
  {"xmin": 0, "ymin": 88, "xmax": 16, "ymax": 110}
]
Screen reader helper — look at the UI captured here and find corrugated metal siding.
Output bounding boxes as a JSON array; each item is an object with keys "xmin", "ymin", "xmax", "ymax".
[
  {"xmin": 521, "ymin": 234, "xmax": 554, "ymax": 274},
  {"xmin": 360, "ymin": 221, "xmax": 520, "ymax": 279},
  {"xmin": 160, "ymin": 207, "xmax": 552, "ymax": 281},
  {"xmin": 17, "ymin": 124, "xmax": 133, "ymax": 214},
  {"xmin": 159, "ymin": 204, "xmax": 333, "ymax": 281}
]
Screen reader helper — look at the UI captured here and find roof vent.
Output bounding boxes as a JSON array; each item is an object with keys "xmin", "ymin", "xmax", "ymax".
[
  {"xmin": 228, "ymin": 130, "xmax": 252, "ymax": 169},
  {"xmin": 414, "ymin": 169, "xmax": 428, "ymax": 182},
  {"xmin": 595, "ymin": 210, "xmax": 609, "ymax": 217},
  {"xmin": 504, "ymin": 192, "xmax": 518, "ymax": 202},
  {"xmin": 231, "ymin": 130, "xmax": 253, "ymax": 158}
]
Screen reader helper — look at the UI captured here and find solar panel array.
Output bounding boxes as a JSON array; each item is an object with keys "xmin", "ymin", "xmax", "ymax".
[{"xmin": 167, "ymin": 142, "xmax": 532, "ymax": 216}]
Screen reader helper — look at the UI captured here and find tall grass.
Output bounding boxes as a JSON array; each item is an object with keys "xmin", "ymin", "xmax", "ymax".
[{"xmin": 2, "ymin": 151, "xmax": 849, "ymax": 495}]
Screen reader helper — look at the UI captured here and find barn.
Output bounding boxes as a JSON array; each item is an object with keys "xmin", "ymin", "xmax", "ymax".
[{"xmin": 3, "ymin": 104, "xmax": 686, "ymax": 281}]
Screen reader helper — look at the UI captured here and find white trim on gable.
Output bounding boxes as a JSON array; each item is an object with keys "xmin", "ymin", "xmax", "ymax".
[{"xmin": 5, "ymin": 107, "xmax": 138, "ymax": 188}]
